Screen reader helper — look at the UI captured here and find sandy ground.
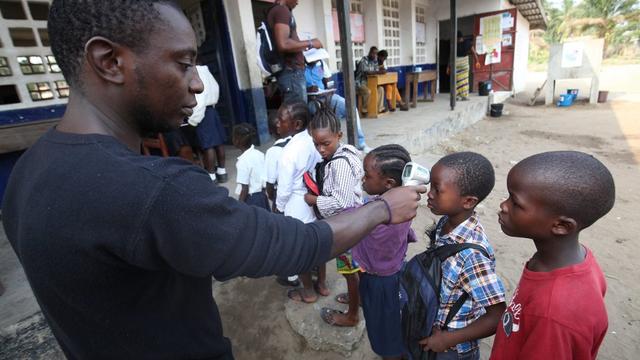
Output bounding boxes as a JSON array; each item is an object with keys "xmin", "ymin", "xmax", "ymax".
[{"xmin": 2, "ymin": 65, "xmax": 639, "ymax": 359}]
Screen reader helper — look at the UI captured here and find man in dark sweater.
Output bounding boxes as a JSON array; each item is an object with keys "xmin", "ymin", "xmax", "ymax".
[{"xmin": 1, "ymin": 1, "xmax": 426, "ymax": 359}]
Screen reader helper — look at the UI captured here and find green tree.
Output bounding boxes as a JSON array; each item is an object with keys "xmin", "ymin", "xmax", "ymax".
[{"xmin": 574, "ymin": 0, "xmax": 640, "ymax": 54}]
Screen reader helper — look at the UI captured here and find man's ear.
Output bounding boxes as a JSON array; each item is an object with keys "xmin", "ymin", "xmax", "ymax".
[
  {"xmin": 551, "ymin": 216, "xmax": 578, "ymax": 236},
  {"xmin": 85, "ymin": 37, "xmax": 126, "ymax": 85},
  {"xmin": 294, "ymin": 120, "xmax": 304, "ymax": 130},
  {"xmin": 462, "ymin": 196, "xmax": 479, "ymax": 210},
  {"xmin": 337, "ymin": 131, "xmax": 343, "ymax": 141}
]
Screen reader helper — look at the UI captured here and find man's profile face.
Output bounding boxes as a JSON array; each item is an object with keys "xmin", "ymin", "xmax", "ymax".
[
  {"xmin": 284, "ymin": 0, "xmax": 299, "ymax": 9},
  {"xmin": 369, "ymin": 49, "xmax": 378, "ymax": 61},
  {"xmin": 128, "ymin": 3, "xmax": 203, "ymax": 134}
]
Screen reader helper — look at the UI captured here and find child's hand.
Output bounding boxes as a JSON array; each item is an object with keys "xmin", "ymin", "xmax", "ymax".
[
  {"xmin": 304, "ymin": 193, "xmax": 317, "ymax": 206},
  {"xmin": 418, "ymin": 327, "xmax": 454, "ymax": 353}
]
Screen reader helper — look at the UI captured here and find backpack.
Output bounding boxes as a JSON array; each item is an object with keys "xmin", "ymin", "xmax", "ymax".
[
  {"xmin": 399, "ymin": 235, "xmax": 490, "ymax": 360},
  {"xmin": 256, "ymin": 5, "xmax": 294, "ymax": 77},
  {"xmin": 302, "ymin": 156, "xmax": 349, "ymax": 219}
]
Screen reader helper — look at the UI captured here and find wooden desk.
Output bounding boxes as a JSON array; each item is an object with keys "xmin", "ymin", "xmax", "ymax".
[
  {"xmin": 367, "ymin": 72, "xmax": 398, "ymax": 118},
  {"xmin": 404, "ymin": 70, "xmax": 437, "ymax": 108}
]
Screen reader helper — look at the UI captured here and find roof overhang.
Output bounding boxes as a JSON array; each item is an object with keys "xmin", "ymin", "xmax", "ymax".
[{"xmin": 510, "ymin": 0, "xmax": 548, "ymax": 30}]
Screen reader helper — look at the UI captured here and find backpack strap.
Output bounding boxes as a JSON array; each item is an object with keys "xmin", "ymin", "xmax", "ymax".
[{"xmin": 434, "ymin": 243, "xmax": 491, "ymax": 330}]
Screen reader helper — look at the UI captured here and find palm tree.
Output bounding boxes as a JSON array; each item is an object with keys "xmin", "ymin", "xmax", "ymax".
[{"xmin": 574, "ymin": 0, "xmax": 640, "ymax": 54}]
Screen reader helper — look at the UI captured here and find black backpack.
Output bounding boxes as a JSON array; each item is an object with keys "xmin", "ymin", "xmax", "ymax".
[
  {"xmin": 308, "ymin": 156, "xmax": 350, "ymax": 219},
  {"xmin": 256, "ymin": 5, "xmax": 294, "ymax": 76},
  {"xmin": 399, "ymin": 234, "xmax": 490, "ymax": 360}
]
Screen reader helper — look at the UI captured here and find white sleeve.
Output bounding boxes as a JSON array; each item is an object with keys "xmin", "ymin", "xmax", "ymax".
[
  {"xmin": 275, "ymin": 149, "xmax": 295, "ymax": 212},
  {"xmin": 264, "ymin": 147, "xmax": 279, "ymax": 184},
  {"xmin": 236, "ymin": 158, "xmax": 251, "ymax": 186}
]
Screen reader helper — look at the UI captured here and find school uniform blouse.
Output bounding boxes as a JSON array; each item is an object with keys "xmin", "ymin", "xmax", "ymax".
[
  {"xmin": 235, "ymin": 145, "xmax": 265, "ymax": 195},
  {"xmin": 276, "ymin": 130, "xmax": 321, "ymax": 223}
]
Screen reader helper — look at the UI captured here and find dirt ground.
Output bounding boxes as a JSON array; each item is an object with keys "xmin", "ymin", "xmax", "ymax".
[{"xmin": 213, "ymin": 99, "xmax": 640, "ymax": 360}]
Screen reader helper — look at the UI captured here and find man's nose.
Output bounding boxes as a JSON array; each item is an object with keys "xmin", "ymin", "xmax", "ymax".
[{"xmin": 190, "ymin": 70, "xmax": 204, "ymax": 94}]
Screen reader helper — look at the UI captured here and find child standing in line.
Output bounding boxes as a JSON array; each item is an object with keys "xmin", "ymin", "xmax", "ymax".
[
  {"xmin": 352, "ymin": 144, "xmax": 417, "ymax": 358},
  {"xmin": 490, "ymin": 151, "xmax": 613, "ymax": 360},
  {"xmin": 265, "ymin": 105, "xmax": 304, "ymax": 288},
  {"xmin": 276, "ymin": 101, "xmax": 324, "ymax": 303},
  {"xmin": 303, "ymin": 104, "xmax": 364, "ymax": 327},
  {"xmin": 232, "ymin": 123, "xmax": 269, "ymax": 211},
  {"xmin": 419, "ymin": 152, "xmax": 506, "ymax": 360}
]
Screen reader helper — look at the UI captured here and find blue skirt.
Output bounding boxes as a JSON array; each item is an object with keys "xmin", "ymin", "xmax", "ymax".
[
  {"xmin": 360, "ymin": 271, "xmax": 404, "ymax": 357},
  {"xmin": 195, "ymin": 106, "xmax": 227, "ymax": 149}
]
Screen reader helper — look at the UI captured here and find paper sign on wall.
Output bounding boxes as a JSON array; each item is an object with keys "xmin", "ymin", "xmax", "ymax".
[
  {"xmin": 480, "ymin": 14, "xmax": 502, "ymax": 49},
  {"xmin": 502, "ymin": 33, "xmax": 512, "ymax": 47},
  {"xmin": 475, "ymin": 35, "xmax": 486, "ymax": 54},
  {"xmin": 501, "ymin": 12, "xmax": 514, "ymax": 29},
  {"xmin": 561, "ymin": 42, "xmax": 584, "ymax": 68},
  {"xmin": 332, "ymin": 11, "xmax": 365, "ymax": 43},
  {"xmin": 485, "ymin": 44, "xmax": 501, "ymax": 65}
]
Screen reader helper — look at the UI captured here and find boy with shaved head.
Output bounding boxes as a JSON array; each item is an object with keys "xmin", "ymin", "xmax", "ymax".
[{"xmin": 491, "ymin": 151, "xmax": 615, "ymax": 360}]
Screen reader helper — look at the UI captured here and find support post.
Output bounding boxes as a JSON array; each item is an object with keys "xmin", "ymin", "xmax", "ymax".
[
  {"xmin": 449, "ymin": 0, "xmax": 457, "ymax": 110},
  {"xmin": 336, "ymin": 0, "xmax": 357, "ymax": 145}
]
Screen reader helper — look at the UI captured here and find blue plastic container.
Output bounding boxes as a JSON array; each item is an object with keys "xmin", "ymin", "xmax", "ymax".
[
  {"xmin": 567, "ymin": 88, "xmax": 579, "ymax": 101},
  {"xmin": 557, "ymin": 94, "xmax": 574, "ymax": 107}
]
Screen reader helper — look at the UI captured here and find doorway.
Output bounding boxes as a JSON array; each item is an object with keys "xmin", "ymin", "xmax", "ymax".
[{"xmin": 438, "ymin": 15, "xmax": 474, "ymax": 94}]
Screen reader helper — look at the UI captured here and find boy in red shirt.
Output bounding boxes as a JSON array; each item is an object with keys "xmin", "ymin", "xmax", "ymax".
[{"xmin": 491, "ymin": 151, "xmax": 614, "ymax": 360}]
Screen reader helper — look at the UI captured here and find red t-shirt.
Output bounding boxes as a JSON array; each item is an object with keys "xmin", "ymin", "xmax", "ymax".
[{"xmin": 490, "ymin": 247, "xmax": 608, "ymax": 360}]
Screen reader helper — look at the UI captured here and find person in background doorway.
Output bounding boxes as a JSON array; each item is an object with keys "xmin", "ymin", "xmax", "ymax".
[
  {"xmin": 449, "ymin": 31, "xmax": 479, "ymax": 101},
  {"xmin": 233, "ymin": 123, "xmax": 270, "ymax": 211},
  {"xmin": 355, "ymin": 46, "xmax": 386, "ymax": 115},
  {"xmin": 268, "ymin": 0, "xmax": 323, "ymax": 103},
  {"xmin": 187, "ymin": 62, "xmax": 228, "ymax": 183},
  {"xmin": 305, "ymin": 60, "xmax": 371, "ymax": 153},
  {"xmin": 377, "ymin": 50, "xmax": 409, "ymax": 111}
]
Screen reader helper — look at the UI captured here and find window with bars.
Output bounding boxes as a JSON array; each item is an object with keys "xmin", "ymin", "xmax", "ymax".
[
  {"xmin": 27, "ymin": 81, "xmax": 53, "ymax": 101},
  {"xmin": 382, "ymin": 0, "xmax": 400, "ymax": 66},
  {"xmin": 0, "ymin": 56, "xmax": 11, "ymax": 76},
  {"xmin": 415, "ymin": 6, "xmax": 427, "ymax": 64},
  {"xmin": 54, "ymin": 80, "xmax": 69, "ymax": 98},
  {"xmin": 17, "ymin": 55, "xmax": 45, "ymax": 74},
  {"xmin": 332, "ymin": 0, "xmax": 365, "ymax": 72},
  {"xmin": 46, "ymin": 55, "xmax": 60, "ymax": 73}
]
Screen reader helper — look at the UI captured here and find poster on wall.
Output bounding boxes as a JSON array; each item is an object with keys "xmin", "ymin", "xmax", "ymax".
[
  {"xmin": 501, "ymin": 12, "xmax": 514, "ymax": 29},
  {"xmin": 485, "ymin": 44, "xmax": 502, "ymax": 65},
  {"xmin": 416, "ymin": 22, "xmax": 427, "ymax": 43},
  {"xmin": 502, "ymin": 33, "xmax": 513, "ymax": 47},
  {"xmin": 561, "ymin": 41, "xmax": 584, "ymax": 68},
  {"xmin": 480, "ymin": 14, "xmax": 502, "ymax": 49},
  {"xmin": 332, "ymin": 11, "xmax": 365, "ymax": 43},
  {"xmin": 475, "ymin": 35, "xmax": 486, "ymax": 54}
]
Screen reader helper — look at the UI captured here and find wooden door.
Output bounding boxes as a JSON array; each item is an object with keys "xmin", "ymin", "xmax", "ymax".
[{"xmin": 472, "ymin": 9, "xmax": 516, "ymax": 92}]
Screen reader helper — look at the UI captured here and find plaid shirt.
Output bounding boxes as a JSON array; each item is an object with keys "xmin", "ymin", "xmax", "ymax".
[{"xmin": 434, "ymin": 213, "xmax": 506, "ymax": 354}]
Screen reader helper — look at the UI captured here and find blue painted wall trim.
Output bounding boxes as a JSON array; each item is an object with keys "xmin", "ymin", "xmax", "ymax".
[
  {"xmin": 241, "ymin": 88, "xmax": 270, "ymax": 144},
  {"xmin": 0, "ymin": 104, "xmax": 66, "ymax": 126},
  {"xmin": 333, "ymin": 63, "xmax": 437, "ymax": 100}
]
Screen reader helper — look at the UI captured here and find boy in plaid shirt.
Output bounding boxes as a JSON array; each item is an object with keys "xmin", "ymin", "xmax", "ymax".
[{"xmin": 420, "ymin": 152, "xmax": 506, "ymax": 360}]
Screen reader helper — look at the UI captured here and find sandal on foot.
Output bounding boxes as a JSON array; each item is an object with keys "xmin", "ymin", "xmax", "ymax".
[
  {"xmin": 287, "ymin": 288, "xmax": 318, "ymax": 304},
  {"xmin": 320, "ymin": 307, "xmax": 359, "ymax": 327},
  {"xmin": 335, "ymin": 293, "xmax": 349, "ymax": 304}
]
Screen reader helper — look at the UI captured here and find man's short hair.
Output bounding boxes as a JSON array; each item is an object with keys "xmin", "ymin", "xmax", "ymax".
[
  {"xmin": 514, "ymin": 151, "xmax": 615, "ymax": 229},
  {"xmin": 378, "ymin": 50, "xmax": 388, "ymax": 58},
  {"xmin": 368, "ymin": 46, "xmax": 378, "ymax": 54},
  {"xmin": 436, "ymin": 152, "xmax": 495, "ymax": 203},
  {"xmin": 48, "ymin": 0, "xmax": 180, "ymax": 88}
]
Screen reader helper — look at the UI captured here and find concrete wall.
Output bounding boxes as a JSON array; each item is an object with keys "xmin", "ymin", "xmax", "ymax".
[{"xmin": 513, "ymin": 10, "xmax": 530, "ymax": 93}]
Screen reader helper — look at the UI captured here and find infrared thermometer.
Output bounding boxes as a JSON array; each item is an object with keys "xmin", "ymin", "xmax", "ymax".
[{"xmin": 402, "ymin": 162, "xmax": 431, "ymax": 186}]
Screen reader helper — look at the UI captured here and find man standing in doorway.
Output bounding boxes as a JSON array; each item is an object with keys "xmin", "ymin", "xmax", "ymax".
[
  {"xmin": 268, "ymin": 0, "xmax": 323, "ymax": 103},
  {"xmin": 355, "ymin": 46, "xmax": 385, "ymax": 115}
]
